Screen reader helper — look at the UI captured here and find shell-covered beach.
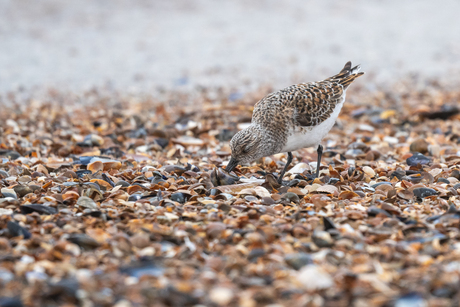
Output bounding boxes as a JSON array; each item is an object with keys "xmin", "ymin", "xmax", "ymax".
[{"xmin": 2, "ymin": 1, "xmax": 460, "ymax": 306}]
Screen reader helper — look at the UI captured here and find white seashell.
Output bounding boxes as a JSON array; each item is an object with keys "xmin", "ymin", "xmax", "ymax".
[
  {"xmin": 254, "ymin": 186, "xmax": 271, "ymax": 198},
  {"xmin": 316, "ymin": 185, "xmax": 339, "ymax": 196},
  {"xmin": 429, "ymin": 168, "xmax": 442, "ymax": 178},
  {"xmin": 289, "ymin": 162, "xmax": 311, "ymax": 174},
  {"xmin": 363, "ymin": 166, "xmax": 375, "ymax": 177}
]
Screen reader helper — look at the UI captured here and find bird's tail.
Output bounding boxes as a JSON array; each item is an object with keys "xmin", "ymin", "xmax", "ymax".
[{"xmin": 326, "ymin": 61, "xmax": 364, "ymax": 89}]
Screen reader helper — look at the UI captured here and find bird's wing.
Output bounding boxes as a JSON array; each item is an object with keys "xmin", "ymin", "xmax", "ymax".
[
  {"xmin": 289, "ymin": 81, "xmax": 345, "ymax": 127},
  {"xmin": 252, "ymin": 62, "xmax": 364, "ymax": 127},
  {"xmin": 290, "ymin": 61, "xmax": 364, "ymax": 127}
]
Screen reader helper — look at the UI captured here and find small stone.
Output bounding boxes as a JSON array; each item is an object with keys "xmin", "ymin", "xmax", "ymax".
[
  {"xmin": 128, "ymin": 194, "xmax": 141, "ymax": 202},
  {"xmin": 260, "ymin": 197, "xmax": 274, "ymax": 205},
  {"xmin": 67, "ymin": 234, "xmax": 100, "ymax": 250},
  {"xmin": 214, "ymin": 193, "xmax": 234, "ymax": 200},
  {"xmin": 170, "ymin": 192, "xmax": 187, "ymax": 203},
  {"xmin": 77, "ymin": 196, "xmax": 98, "ymax": 210},
  {"xmin": 312, "ymin": 230, "xmax": 334, "ymax": 248},
  {"xmin": 119, "ymin": 261, "xmax": 163, "ymax": 278},
  {"xmin": 367, "ymin": 206, "xmax": 392, "ymax": 217},
  {"xmin": 130, "ymin": 233, "xmax": 150, "ymax": 249},
  {"xmin": 1, "ymin": 151, "xmax": 21, "ymax": 160},
  {"xmin": 0, "ymin": 170, "xmax": 9, "ymax": 179},
  {"xmin": 209, "ymin": 287, "xmax": 234, "ymax": 305},
  {"xmin": 7, "ymin": 221, "xmax": 31, "ymax": 239},
  {"xmin": 0, "ymin": 297, "xmax": 23, "ymax": 307},
  {"xmin": 84, "ymin": 134, "xmax": 104, "ymax": 146},
  {"xmin": 207, "ymin": 222, "xmax": 226, "ymax": 239},
  {"xmin": 113, "ymin": 300, "xmax": 133, "ymax": 307},
  {"xmin": 17, "ymin": 176, "xmax": 31, "ymax": 183},
  {"xmin": 296, "ymin": 265, "xmax": 333, "ymax": 291},
  {"xmin": 138, "ymin": 247, "xmax": 156, "ymax": 257},
  {"xmin": 410, "ymin": 138, "xmax": 429, "ymax": 154},
  {"xmin": 0, "ymin": 268, "xmax": 14, "ymax": 283},
  {"xmin": 281, "ymin": 192, "xmax": 300, "ymax": 204},
  {"xmin": 452, "ymin": 170, "xmax": 460, "ymax": 180},
  {"xmin": 383, "ymin": 136, "xmax": 398, "ymax": 144},
  {"xmin": 406, "ymin": 153, "xmax": 431, "ymax": 166},
  {"xmin": 394, "ymin": 293, "xmax": 427, "ymax": 307},
  {"xmin": 0, "ymin": 208, "xmax": 13, "ymax": 216},
  {"xmin": 358, "ymin": 124, "xmax": 375, "ymax": 132},
  {"xmin": 13, "ymin": 185, "xmax": 33, "ymax": 197},
  {"xmin": 371, "ymin": 182, "xmax": 392, "ymax": 189},
  {"xmin": 428, "ymin": 144, "xmax": 441, "ymax": 157},
  {"xmin": 437, "ymin": 178, "xmax": 450, "ymax": 184},
  {"xmin": 172, "ymin": 136, "xmax": 204, "ymax": 146},
  {"xmin": 310, "ymin": 194, "xmax": 331, "ymax": 210},
  {"xmin": 390, "ymin": 170, "xmax": 406, "ymax": 180},
  {"xmin": 20, "ymin": 204, "xmax": 57, "ymax": 215},
  {"xmin": 248, "ymin": 248, "xmax": 266, "ymax": 261},
  {"xmin": 244, "ymin": 195, "xmax": 258, "ymax": 202},
  {"xmin": 1, "ymin": 188, "xmax": 17, "ymax": 199},
  {"xmin": 116, "ymin": 180, "xmax": 130, "ymax": 187},
  {"xmin": 285, "ymin": 253, "xmax": 313, "ymax": 270},
  {"xmin": 76, "ymin": 170, "xmax": 92, "ymax": 178},
  {"xmin": 413, "ymin": 187, "xmax": 438, "ymax": 199}
]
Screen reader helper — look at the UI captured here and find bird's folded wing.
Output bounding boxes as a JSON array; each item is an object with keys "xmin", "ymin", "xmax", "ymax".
[{"xmin": 291, "ymin": 82, "xmax": 344, "ymax": 127}]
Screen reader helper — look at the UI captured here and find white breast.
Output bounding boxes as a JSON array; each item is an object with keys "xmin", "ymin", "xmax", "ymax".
[{"xmin": 280, "ymin": 97, "xmax": 345, "ymax": 153}]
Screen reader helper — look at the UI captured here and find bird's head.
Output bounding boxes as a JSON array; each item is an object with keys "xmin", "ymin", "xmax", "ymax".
[{"xmin": 226, "ymin": 125, "xmax": 265, "ymax": 172}]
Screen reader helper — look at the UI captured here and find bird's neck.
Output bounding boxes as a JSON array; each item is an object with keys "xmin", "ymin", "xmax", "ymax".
[{"xmin": 249, "ymin": 123, "xmax": 286, "ymax": 157}]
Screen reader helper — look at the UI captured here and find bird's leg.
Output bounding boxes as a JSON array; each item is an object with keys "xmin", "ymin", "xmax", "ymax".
[
  {"xmin": 315, "ymin": 144, "xmax": 323, "ymax": 178},
  {"xmin": 278, "ymin": 152, "xmax": 293, "ymax": 184}
]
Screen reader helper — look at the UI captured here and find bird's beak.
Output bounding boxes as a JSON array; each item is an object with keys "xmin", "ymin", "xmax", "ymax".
[{"xmin": 225, "ymin": 157, "xmax": 239, "ymax": 173}]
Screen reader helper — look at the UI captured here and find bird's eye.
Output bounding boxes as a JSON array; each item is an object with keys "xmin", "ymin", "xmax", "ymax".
[{"xmin": 242, "ymin": 146, "xmax": 250, "ymax": 154}]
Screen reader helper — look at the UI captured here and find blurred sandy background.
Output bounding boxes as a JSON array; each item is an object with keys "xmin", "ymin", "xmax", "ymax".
[{"xmin": 1, "ymin": 0, "xmax": 460, "ymax": 94}]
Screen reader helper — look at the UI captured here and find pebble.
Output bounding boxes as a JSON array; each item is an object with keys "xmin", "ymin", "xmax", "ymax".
[
  {"xmin": 209, "ymin": 287, "xmax": 234, "ymax": 306},
  {"xmin": 67, "ymin": 234, "xmax": 100, "ymax": 250},
  {"xmin": 1, "ymin": 188, "xmax": 17, "ymax": 199},
  {"xmin": 312, "ymin": 230, "xmax": 334, "ymax": 248},
  {"xmin": 0, "ymin": 83, "xmax": 459, "ymax": 305},
  {"xmin": 170, "ymin": 192, "xmax": 187, "ymax": 203},
  {"xmin": 281, "ymin": 192, "xmax": 300, "ymax": 204},
  {"xmin": 13, "ymin": 186, "xmax": 33, "ymax": 197},
  {"xmin": 413, "ymin": 187, "xmax": 438, "ymax": 199},
  {"xmin": 20, "ymin": 204, "xmax": 57, "ymax": 215},
  {"xmin": 83, "ymin": 134, "xmax": 104, "ymax": 146},
  {"xmin": 7, "ymin": 221, "xmax": 31, "ymax": 239},
  {"xmin": 407, "ymin": 153, "xmax": 431, "ymax": 166},
  {"xmin": 285, "ymin": 253, "xmax": 313, "ymax": 270},
  {"xmin": 409, "ymin": 138, "xmax": 429, "ymax": 154},
  {"xmin": 296, "ymin": 265, "xmax": 334, "ymax": 291},
  {"xmin": 76, "ymin": 196, "xmax": 98, "ymax": 210}
]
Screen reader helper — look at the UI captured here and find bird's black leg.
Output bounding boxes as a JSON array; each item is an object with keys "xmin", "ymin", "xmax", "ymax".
[
  {"xmin": 278, "ymin": 152, "xmax": 293, "ymax": 184},
  {"xmin": 316, "ymin": 144, "xmax": 323, "ymax": 178}
]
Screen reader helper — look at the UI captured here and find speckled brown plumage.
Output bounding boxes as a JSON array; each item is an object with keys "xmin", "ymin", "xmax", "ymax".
[
  {"xmin": 253, "ymin": 61, "xmax": 363, "ymax": 128},
  {"xmin": 227, "ymin": 61, "xmax": 364, "ymax": 183}
]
